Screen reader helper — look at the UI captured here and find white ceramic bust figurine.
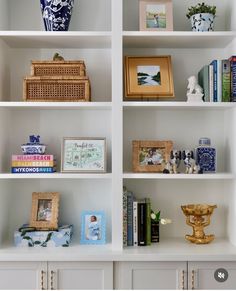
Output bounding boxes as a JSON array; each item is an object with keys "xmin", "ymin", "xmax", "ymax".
[{"xmin": 187, "ymin": 76, "xmax": 204, "ymax": 102}]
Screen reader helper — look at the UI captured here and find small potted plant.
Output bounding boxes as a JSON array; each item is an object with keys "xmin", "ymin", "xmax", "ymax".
[
  {"xmin": 186, "ymin": 2, "xmax": 216, "ymax": 32},
  {"xmin": 151, "ymin": 210, "xmax": 172, "ymax": 242}
]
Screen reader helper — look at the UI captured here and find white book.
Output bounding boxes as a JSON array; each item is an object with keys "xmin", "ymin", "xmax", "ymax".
[
  {"xmin": 217, "ymin": 60, "xmax": 222, "ymax": 102},
  {"xmin": 209, "ymin": 65, "xmax": 214, "ymax": 102},
  {"xmin": 133, "ymin": 201, "xmax": 138, "ymax": 247}
]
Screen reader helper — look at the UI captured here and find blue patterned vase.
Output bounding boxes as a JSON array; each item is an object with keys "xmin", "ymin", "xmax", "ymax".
[
  {"xmin": 40, "ymin": 0, "xmax": 74, "ymax": 31},
  {"xmin": 191, "ymin": 13, "xmax": 215, "ymax": 32},
  {"xmin": 195, "ymin": 138, "xmax": 216, "ymax": 173}
]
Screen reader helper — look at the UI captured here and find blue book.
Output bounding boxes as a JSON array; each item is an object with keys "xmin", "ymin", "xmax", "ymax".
[
  {"xmin": 210, "ymin": 60, "xmax": 218, "ymax": 102},
  {"xmin": 127, "ymin": 191, "xmax": 134, "ymax": 246},
  {"xmin": 229, "ymin": 56, "xmax": 236, "ymax": 102},
  {"xmin": 12, "ymin": 167, "xmax": 56, "ymax": 173}
]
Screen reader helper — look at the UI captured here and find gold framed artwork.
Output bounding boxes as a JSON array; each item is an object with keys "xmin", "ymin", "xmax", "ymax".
[
  {"xmin": 124, "ymin": 56, "xmax": 174, "ymax": 99},
  {"xmin": 133, "ymin": 140, "xmax": 173, "ymax": 172},
  {"xmin": 139, "ymin": 0, "xmax": 173, "ymax": 31},
  {"xmin": 30, "ymin": 192, "xmax": 59, "ymax": 230}
]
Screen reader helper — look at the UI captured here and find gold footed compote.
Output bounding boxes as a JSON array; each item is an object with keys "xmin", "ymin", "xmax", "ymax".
[{"xmin": 181, "ymin": 204, "xmax": 217, "ymax": 244}]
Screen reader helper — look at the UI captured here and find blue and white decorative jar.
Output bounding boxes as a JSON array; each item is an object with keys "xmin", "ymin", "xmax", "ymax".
[
  {"xmin": 191, "ymin": 13, "xmax": 215, "ymax": 32},
  {"xmin": 21, "ymin": 135, "xmax": 46, "ymax": 155},
  {"xmin": 196, "ymin": 138, "xmax": 216, "ymax": 173},
  {"xmin": 40, "ymin": 0, "xmax": 74, "ymax": 31}
]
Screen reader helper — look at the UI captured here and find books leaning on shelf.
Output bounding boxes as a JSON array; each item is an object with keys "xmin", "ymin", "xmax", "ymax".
[
  {"xmin": 11, "ymin": 155, "xmax": 56, "ymax": 174},
  {"xmin": 198, "ymin": 56, "xmax": 235, "ymax": 102}
]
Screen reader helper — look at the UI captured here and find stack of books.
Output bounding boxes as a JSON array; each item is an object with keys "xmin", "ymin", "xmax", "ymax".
[
  {"xmin": 198, "ymin": 56, "xmax": 236, "ymax": 102},
  {"xmin": 123, "ymin": 187, "xmax": 158, "ymax": 247},
  {"xmin": 11, "ymin": 155, "xmax": 56, "ymax": 173}
]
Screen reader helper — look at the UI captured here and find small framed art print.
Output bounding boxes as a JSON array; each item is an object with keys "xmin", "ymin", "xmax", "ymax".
[
  {"xmin": 125, "ymin": 56, "xmax": 174, "ymax": 99},
  {"xmin": 80, "ymin": 211, "xmax": 106, "ymax": 245},
  {"xmin": 139, "ymin": 0, "xmax": 173, "ymax": 31},
  {"xmin": 61, "ymin": 138, "xmax": 107, "ymax": 173},
  {"xmin": 30, "ymin": 192, "xmax": 59, "ymax": 230},
  {"xmin": 133, "ymin": 140, "xmax": 173, "ymax": 172}
]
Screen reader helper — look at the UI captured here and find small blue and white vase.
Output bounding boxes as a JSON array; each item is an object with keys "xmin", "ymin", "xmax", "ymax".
[
  {"xmin": 191, "ymin": 13, "xmax": 215, "ymax": 32},
  {"xmin": 40, "ymin": 0, "xmax": 74, "ymax": 31},
  {"xmin": 21, "ymin": 135, "xmax": 47, "ymax": 155},
  {"xmin": 195, "ymin": 138, "xmax": 216, "ymax": 173}
]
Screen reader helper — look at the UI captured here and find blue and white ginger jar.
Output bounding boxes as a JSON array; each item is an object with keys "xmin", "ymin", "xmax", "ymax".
[
  {"xmin": 191, "ymin": 13, "xmax": 215, "ymax": 32},
  {"xmin": 40, "ymin": 0, "xmax": 74, "ymax": 31}
]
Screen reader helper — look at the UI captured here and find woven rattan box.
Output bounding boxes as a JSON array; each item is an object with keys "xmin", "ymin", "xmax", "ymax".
[
  {"xmin": 23, "ymin": 76, "xmax": 91, "ymax": 102},
  {"xmin": 31, "ymin": 61, "xmax": 86, "ymax": 77}
]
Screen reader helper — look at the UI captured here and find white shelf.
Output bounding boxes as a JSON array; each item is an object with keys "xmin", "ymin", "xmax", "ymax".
[
  {"xmin": 0, "ymin": 173, "xmax": 112, "ymax": 179},
  {"xmin": 123, "ymin": 173, "xmax": 234, "ymax": 180},
  {"xmin": 0, "ymin": 102, "xmax": 112, "ymax": 110},
  {"xmin": 0, "ymin": 239, "xmax": 236, "ymax": 262},
  {"xmin": 123, "ymin": 101, "xmax": 236, "ymax": 110},
  {"xmin": 123, "ymin": 31, "xmax": 236, "ymax": 48},
  {"xmin": 0, "ymin": 31, "xmax": 112, "ymax": 49}
]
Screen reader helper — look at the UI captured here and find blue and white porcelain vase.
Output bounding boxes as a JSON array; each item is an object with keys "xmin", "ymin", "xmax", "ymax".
[
  {"xmin": 40, "ymin": 0, "xmax": 74, "ymax": 31},
  {"xmin": 191, "ymin": 13, "xmax": 215, "ymax": 32},
  {"xmin": 195, "ymin": 138, "xmax": 216, "ymax": 173}
]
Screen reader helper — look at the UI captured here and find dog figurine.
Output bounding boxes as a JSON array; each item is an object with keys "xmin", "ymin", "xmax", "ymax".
[
  {"xmin": 163, "ymin": 150, "xmax": 181, "ymax": 174},
  {"xmin": 182, "ymin": 150, "xmax": 201, "ymax": 174}
]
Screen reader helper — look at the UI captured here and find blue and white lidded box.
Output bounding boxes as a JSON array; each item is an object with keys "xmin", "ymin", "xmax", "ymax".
[
  {"xmin": 196, "ymin": 138, "xmax": 216, "ymax": 173},
  {"xmin": 14, "ymin": 225, "xmax": 73, "ymax": 247}
]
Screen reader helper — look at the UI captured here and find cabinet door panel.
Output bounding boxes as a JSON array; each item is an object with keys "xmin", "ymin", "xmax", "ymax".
[
  {"xmin": 49, "ymin": 261, "xmax": 113, "ymax": 290},
  {"xmin": 189, "ymin": 261, "xmax": 236, "ymax": 290},
  {"xmin": 0, "ymin": 262, "xmax": 47, "ymax": 290},
  {"xmin": 115, "ymin": 262, "xmax": 187, "ymax": 290}
]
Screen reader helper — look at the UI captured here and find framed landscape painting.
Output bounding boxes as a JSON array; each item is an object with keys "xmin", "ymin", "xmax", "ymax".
[
  {"xmin": 61, "ymin": 138, "xmax": 107, "ymax": 173},
  {"xmin": 125, "ymin": 56, "xmax": 174, "ymax": 99},
  {"xmin": 139, "ymin": 0, "xmax": 173, "ymax": 31}
]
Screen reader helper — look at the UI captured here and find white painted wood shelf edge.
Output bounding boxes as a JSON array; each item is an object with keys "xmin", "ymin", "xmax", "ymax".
[
  {"xmin": 0, "ymin": 173, "xmax": 112, "ymax": 179},
  {"xmin": 123, "ymin": 173, "xmax": 234, "ymax": 180}
]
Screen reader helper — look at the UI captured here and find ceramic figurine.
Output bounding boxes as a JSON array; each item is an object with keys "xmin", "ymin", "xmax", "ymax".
[
  {"xmin": 182, "ymin": 150, "xmax": 201, "ymax": 174},
  {"xmin": 187, "ymin": 76, "xmax": 204, "ymax": 102},
  {"xmin": 195, "ymin": 138, "xmax": 216, "ymax": 172},
  {"xmin": 21, "ymin": 135, "xmax": 46, "ymax": 155},
  {"xmin": 163, "ymin": 150, "xmax": 181, "ymax": 174}
]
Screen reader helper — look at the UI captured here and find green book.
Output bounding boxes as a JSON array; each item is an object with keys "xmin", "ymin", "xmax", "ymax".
[
  {"xmin": 222, "ymin": 60, "xmax": 231, "ymax": 102},
  {"xmin": 145, "ymin": 198, "xmax": 151, "ymax": 246},
  {"xmin": 198, "ymin": 65, "xmax": 209, "ymax": 102}
]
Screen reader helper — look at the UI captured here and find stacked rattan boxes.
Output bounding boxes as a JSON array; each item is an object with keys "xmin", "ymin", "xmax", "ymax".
[{"xmin": 23, "ymin": 59, "xmax": 91, "ymax": 102}]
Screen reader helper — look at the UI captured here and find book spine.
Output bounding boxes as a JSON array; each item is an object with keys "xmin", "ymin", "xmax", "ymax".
[
  {"xmin": 217, "ymin": 60, "xmax": 222, "ymax": 102},
  {"xmin": 222, "ymin": 60, "xmax": 231, "ymax": 102},
  {"xmin": 138, "ymin": 202, "xmax": 146, "ymax": 246},
  {"xmin": 127, "ymin": 192, "xmax": 134, "ymax": 246},
  {"xmin": 133, "ymin": 201, "xmax": 138, "ymax": 247},
  {"xmin": 230, "ymin": 57, "xmax": 236, "ymax": 102},
  {"xmin": 12, "ymin": 161, "xmax": 54, "ymax": 167},
  {"xmin": 123, "ymin": 188, "xmax": 128, "ymax": 247},
  {"xmin": 209, "ymin": 65, "xmax": 214, "ymax": 102},
  {"xmin": 210, "ymin": 60, "xmax": 218, "ymax": 102},
  {"xmin": 145, "ymin": 198, "xmax": 151, "ymax": 246},
  {"xmin": 198, "ymin": 65, "xmax": 209, "ymax": 102},
  {"xmin": 12, "ymin": 155, "xmax": 54, "ymax": 161},
  {"xmin": 151, "ymin": 222, "xmax": 160, "ymax": 243},
  {"xmin": 11, "ymin": 167, "xmax": 56, "ymax": 173}
]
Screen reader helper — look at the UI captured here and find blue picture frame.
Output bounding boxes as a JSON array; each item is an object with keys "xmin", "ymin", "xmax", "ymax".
[{"xmin": 80, "ymin": 211, "xmax": 106, "ymax": 245}]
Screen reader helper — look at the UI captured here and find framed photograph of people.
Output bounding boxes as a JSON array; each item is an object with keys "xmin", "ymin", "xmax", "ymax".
[
  {"xmin": 61, "ymin": 137, "xmax": 107, "ymax": 173},
  {"xmin": 124, "ymin": 56, "xmax": 174, "ymax": 99},
  {"xmin": 30, "ymin": 192, "xmax": 59, "ymax": 230},
  {"xmin": 139, "ymin": 0, "xmax": 173, "ymax": 31},
  {"xmin": 133, "ymin": 140, "xmax": 173, "ymax": 172},
  {"xmin": 80, "ymin": 211, "xmax": 106, "ymax": 245}
]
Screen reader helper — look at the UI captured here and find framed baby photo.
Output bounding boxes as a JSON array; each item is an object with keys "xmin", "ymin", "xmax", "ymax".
[
  {"xmin": 139, "ymin": 0, "xmax": 173, "ymax": 31},
  {"xmin": 80, "ymin": 211, "xmax": 106, "ymax": 245},
  {"xmin": 124, "ymin": 56, "xmax": 174, "ymax": 99},
  {"xmin": 30, "ymin": 192, "xmax": 59, "ymax": 230},
  {"xmin": 61, "ymin": 137, "xmax": 107, "ymax": 173},
  {"xmin": 133, "ymin": 140, "xmax": 173, "ymax": 172}
]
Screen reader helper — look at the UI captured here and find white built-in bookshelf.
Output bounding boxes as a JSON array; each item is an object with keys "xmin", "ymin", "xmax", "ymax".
[{"xmin": 0, "ymin": 0, "xmax": 235, "ymax": 262}]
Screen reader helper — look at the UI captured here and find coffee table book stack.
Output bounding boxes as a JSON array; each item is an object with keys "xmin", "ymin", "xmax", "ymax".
[{"xmin": 23, "ymin": 54, "xmax": 91, "ymax": 102}]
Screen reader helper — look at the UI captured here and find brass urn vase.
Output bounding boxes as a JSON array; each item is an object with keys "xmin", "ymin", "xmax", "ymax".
[{"xmin": 181, "ymin": 204, "xmax": 217, "ymax": 244}]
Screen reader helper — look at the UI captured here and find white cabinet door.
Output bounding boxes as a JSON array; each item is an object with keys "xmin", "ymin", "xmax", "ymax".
[
  {"xmin": 115, "ymin": 262, "xmax": 187, "ymax": 290},
  {"xmin": 189, "ymin": 261, "xmax": 236, "ymax": 290},
  {"xmin": 49, "ymin": 261, "xmax": 113, "ymax": 290},
  {"xmin": 0, "ymin": 261, "xmax": 47, "ymax": 290}
]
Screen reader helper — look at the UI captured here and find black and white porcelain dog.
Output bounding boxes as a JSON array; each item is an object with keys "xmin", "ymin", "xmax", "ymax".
[
  {"xmin": 182, "ymin": 150, "xmax": 201, "ymax": 174},
  {"xmin": 163, "ymin": 150, "xmax": 181, "ymax": 174}
]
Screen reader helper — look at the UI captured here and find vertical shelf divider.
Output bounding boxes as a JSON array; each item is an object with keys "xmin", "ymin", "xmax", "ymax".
[{"xmin": 111, "ymin": 0, "xmax": 123, "ymax": 250}]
